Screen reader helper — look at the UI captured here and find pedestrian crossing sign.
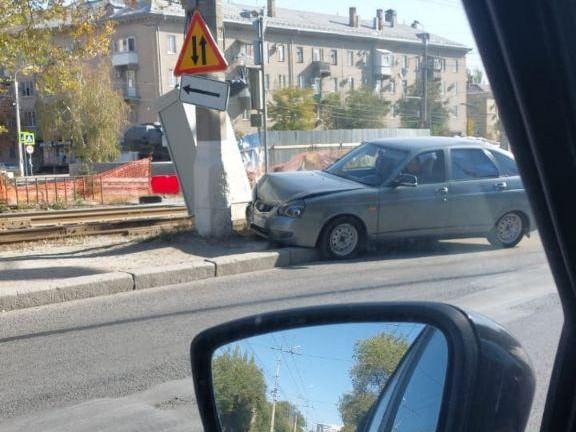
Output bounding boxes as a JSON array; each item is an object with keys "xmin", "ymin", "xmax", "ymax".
[
  {"xmin": 18, "ymin": 131, "xmax": 35, "ymax": 146},
  {"xmin": 174, "ymin": 10, "xmax": 228, "ymax": 76}
]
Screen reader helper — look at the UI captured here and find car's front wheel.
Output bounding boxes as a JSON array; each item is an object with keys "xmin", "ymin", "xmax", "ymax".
[
  {"xmin": 487, "ymin": 211, "xmax": 526, "ymax": 248},
  {"xmin": 319, "ymin": 216, "xmax": 365, "ymax": 259}
]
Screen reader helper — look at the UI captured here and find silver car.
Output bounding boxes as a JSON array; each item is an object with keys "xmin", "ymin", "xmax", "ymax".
[{"xmin": 247, "ymin": 137, "xmax": 534, "ymax": 259}]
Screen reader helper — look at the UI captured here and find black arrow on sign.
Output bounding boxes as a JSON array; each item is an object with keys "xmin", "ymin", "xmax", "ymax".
[
  {"xmin": 191, "ymin": 36, "xmax": 199, "ymax": 64},
  {"xmin": 199, "ymin": 37, "xmax": 207, "ymax": 65},
  {"xmin": 183, "ymin": 84, "xmax": 220, "ymax": 98}
]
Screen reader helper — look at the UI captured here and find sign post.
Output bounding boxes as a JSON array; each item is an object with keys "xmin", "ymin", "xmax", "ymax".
[{"xmin": 18, "ymin": 132, "xmax": 35, "ymax": 176}]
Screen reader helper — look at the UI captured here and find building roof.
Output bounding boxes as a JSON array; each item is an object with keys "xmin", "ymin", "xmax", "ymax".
[
  {"xmin": 104, "ymin": 0, "xmax": 469, "ymax": 51},
  {"xmin": 467, "ymin": 83, "xmax": 492, "ymax": 95}
]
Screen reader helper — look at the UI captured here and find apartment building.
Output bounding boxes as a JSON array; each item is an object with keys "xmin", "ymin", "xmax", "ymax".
[
  {"xmin": 0, "ymin": 0, "xmax": 470, "ymax": 166},
  {"xmin": 467, "ymin": 83, "xmax": 501, "ymax": 141}
]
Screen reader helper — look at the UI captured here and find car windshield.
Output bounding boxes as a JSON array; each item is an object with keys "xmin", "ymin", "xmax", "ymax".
[{"xmin": 325, "ymin": 143, "xmax": 409, "ymax": 186}]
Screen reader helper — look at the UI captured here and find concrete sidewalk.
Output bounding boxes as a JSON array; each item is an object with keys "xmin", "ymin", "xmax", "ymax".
[{"xmin": 0, "ymin": 231, "xmax": 318, "ymax": 312}]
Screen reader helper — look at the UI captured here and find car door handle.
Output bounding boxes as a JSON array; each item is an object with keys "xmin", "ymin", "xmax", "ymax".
[
  {"xmin": 436, "ymin": 187, "xmax": 449, "ymax": 201},
  {"xmin": 494, "ymin": 181, "xmax": 508, "ymax": 191}
]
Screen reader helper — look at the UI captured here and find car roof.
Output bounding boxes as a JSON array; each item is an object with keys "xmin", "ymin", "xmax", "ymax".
[{"xmin": 366, "ymin": 136, "xmax": 502, "ymax": 152}]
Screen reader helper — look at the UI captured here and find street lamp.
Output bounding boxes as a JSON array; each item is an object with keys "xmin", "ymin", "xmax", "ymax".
[{"xmin": 12, "ymin": 65, "xmax": 33, "ymax": 177}]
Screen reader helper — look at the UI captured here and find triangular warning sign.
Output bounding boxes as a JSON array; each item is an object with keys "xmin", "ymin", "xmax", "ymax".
[{"xmin": 174, "ymin": 11, "xmax": 228, "ymax": 76}]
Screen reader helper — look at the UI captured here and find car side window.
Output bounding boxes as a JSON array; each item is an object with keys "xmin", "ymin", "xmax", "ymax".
[
  {"xmin": 401, "ymin": 150, "xmax": 445, "ymax": 184},
  {"xmin": 389, "ymin": 329, "xmax": 448, "ymax": 432},
  {"xmin": 490, "ymin": 151, "xmax": 519, "ymax": 176},
  {"xmin": 451, "ymin": 148, "xmax": 498, "ymax": 180}
]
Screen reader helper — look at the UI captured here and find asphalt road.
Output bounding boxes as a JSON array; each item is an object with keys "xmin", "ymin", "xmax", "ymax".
[{"xmin": 0, "ymin": 236, "xmax": 562, "ymax": 432}]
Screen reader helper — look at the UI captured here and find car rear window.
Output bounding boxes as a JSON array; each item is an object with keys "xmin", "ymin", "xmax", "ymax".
[
  {"xmin": 451, "ymin": 148, "xmax": 499, "ymax": 180},
  {"xmin": 490, "ymin": 151, "xmax": 519, "ymax": 176}
]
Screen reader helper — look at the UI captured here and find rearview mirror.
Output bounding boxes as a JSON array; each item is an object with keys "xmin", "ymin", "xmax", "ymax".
[
  {"xmin": 392, "ymin": 174, "xmax": 418, "ymax": 187},
  {"xmin": 191, "ymin": 303, "xmax": 535, "ymax": 432}
]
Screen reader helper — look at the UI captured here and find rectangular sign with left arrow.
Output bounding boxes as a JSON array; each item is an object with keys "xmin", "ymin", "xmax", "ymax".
[{"xmin": 179, "ymin": 75, "xmax": 230, "ymax": 111}]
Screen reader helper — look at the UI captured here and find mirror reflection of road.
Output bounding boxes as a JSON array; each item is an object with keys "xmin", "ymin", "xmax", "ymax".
[{"xmin": 0, "ymin": 235, "xmax": 560, "ymax": 432}]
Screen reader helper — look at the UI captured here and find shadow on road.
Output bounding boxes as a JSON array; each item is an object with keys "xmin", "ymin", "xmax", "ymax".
[{"xmin": 0, "ymin": 266, "xmax": 107, "ymax": 281}]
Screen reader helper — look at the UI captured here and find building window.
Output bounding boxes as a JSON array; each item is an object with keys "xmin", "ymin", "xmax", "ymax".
[
  {"xmin": 453, "ymin": 59, "xmax": 459, "ymax": 73},
  {"xmin": 453, "ymin": 82, "xmax": 458, "ymax": 95},
  {"xmin": 277, "ymin": 44, "xmax": 285, "ymax": 62},
  {"xmin": 312, "ymin": 48, "xmax": 320, "ymax": 62},
  {"xmin": 20, "ymin": 80, "xmax": 34, "ymax": 97},
  {"xmin": 242, "ymin": 109, "xmax": 250, "ymax": 120},
  {"xmin": 265, "ymin": 74, "xmax": 270, "ymax": 91},
  {"xmin": 22, "ymin": 110, "xmax": 36, "ymax": 127},
  {"xmin": 388, "ymin": 79, "xmax": 396, "ymax": 94},
  {"xmin": 167, "ymin": 35, "xmax": 177, "ymax": 54},
  {"xmin": 126, "ymin": 70, "xmax": 136, "ymax": 97},
  {"xmin": 402, "ymin": 79, "xmax": 408, "ymax": 95},
  {"xmin": 330, "ymin": 49, "xmax": 338, "ymax": 65},
  {"xmin": 402, "ymin": 55, "xmax": 408, "ymax": 69},
  {"xmin": 416, "ymin": 57, "xmax": 421, "ymax": 71},
  {"xmin": 296, "ymin": 47, "xmax": 304, "ymax": 63},
  {"xmin": 278, "ymin": 74, "xmax": 288, "ymax": 88},
  {"xmin": 333, "ymin": 78, "xmax": 338, "ymax": 92},
  {"xmin": 350, "ymin": 77, "xmax": 355, "ymax": 90},
  {"xmin": 362, "ymin": 51, "xmax": 368, "ymax": 64},
  {"xmin": 347, "ymin": 50, "xmax": 354, "ymax": 66},
  {"xmin": 439, "ymin": 80, "xmax": 445, "ymax": 95},
  {"xmin": 312, "ymin": 77, "xmax": 321, "ymax": 94},
  {"xmin": 168, "ymin": 68, "xmax": 177, "ymax": 88},
  {"xmin": 298, "ymin": 74, "xmax": 306, "ymax": 88},
  {"xmin": 116, "ymin": 37, "xmax": 135, "ymax": 53},
  {"xmin": 433, "ymin": 57, "xmax": 446, "ymax": 71}
]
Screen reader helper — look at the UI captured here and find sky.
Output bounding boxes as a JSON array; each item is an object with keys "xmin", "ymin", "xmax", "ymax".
[
  {"xmin": 227, "ymin": 0, "xmax": 485, "ymax": 73},
  {"xmin": 214, "ymin": 322, "xmax": 425, "ymax": 429}
]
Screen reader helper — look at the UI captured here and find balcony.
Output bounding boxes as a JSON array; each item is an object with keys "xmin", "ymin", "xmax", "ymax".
[
  {"xmin": 123, "ymin": 87, "xmax": 139, "ymax": 101},
  {"xmin": 112, "ymin": 51, "xmax": 139, "ymax": 67},
  {"xmin": 374, "ymin": 49, "xmax": 393, "ymax": 79},
  {"xmin": 312, "ymin": 61, "xmax": 331, "ymax": 78}
]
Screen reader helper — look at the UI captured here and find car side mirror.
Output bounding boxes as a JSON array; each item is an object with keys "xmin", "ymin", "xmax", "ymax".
[
  {"xmin": 190, "ymin": 303, "xmax": 535, "ymax": 432},
  {"xmin": 392, "ymin": 173, "xmax": 418, "ymax": 187}
]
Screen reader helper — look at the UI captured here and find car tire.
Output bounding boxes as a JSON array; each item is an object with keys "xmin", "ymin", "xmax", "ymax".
[
  {"xmin": 487, "ymin": 211, "xmax": 526, "ymax": 248},
  {"xmin": 319, "ymin": 216, "xmax": 365, "ymax": 260}
]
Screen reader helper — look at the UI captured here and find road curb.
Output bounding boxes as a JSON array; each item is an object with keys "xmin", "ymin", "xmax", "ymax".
[
  {"xmin": 0, "ymin": 247, "xmax": 319, "ymax": 312},
  {"xmin": 0, "ymin": 272, "xmax": 134, "ymax": 312},
  {"xmin": 130, "ymin": 260, "xmax": 216, "ymax": 290}
]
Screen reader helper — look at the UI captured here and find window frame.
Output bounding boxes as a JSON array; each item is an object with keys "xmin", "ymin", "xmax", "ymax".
[
  {"xmin": 167, "ymin": 34, "xmax": 177, "ymax": 54},
  {"xmin": 399, "ymin": 149, "xmax": 448, "ymax": 185},
  {"xmin": 448, "ymin": 147, "xmax": 500, "ymax": 182},
  {"xmin": 330, "ymin": 49, "xmax": 338, "ymax": 65},
  {"xmin": 490, "ymin": 150, "xmax": 519, "ymax": 177},
  {"xmin": 277, "ymin": 44, "xmax": 285, "ymax": 62},
  {"xmin": 296, "ymin": 46, "xmax": 304, "ymax": 63}
]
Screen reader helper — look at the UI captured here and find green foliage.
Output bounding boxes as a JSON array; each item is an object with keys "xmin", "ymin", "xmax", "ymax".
[
  {"xmin": 340, "ymin": 88, "xmax": 390, "ymax": 129},
  {"xmin": 269, "ymin": 87, "xmax": 317, "ymax": 130},
  {"xmin": 338, "ymin": 333, "xmax": 410, "ymax": 432},
  {"xmin": 274, "ymin": 401, "xmax": 306, "ymax": 432},
  {"xmin": 467, "ymin": 68, "xmax": 483, "ymax": 85},
  {"xmin": 0, "ymin": 0, "xmax": 114, "ymax": 134},
  {"xmin": 36, "ymin": 62, "xmax": 128, "ymax": 164},
  {"xmin": 212, "ymin": 347, "xmax": 268, "ymax": 432},
  {"xmin": 319, "ymin": 88, "xmax": 390, "ymax": 129},
  {"xmin": 396, "ymin": 79, "xmax": 450, "ymax": 135}
]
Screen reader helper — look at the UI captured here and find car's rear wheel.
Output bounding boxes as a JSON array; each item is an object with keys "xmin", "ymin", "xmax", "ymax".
[
  {"xmin": 487, "ymin": 211, "xmax": 526, "ymax": 248},
  {"xmin": 320, "ymin": 216, "xmax": 365, "ymax": 259}
]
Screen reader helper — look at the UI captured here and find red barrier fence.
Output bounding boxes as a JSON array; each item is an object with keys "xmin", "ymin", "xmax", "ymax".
[{"xmin": 0, "ymin": 159, "xmax": 153, "ymax": 207}]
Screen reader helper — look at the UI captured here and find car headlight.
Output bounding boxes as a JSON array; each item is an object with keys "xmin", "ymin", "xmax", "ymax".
[{"xmin": 277, "ymin": 201, "xmax": 305, "ymax": 218}]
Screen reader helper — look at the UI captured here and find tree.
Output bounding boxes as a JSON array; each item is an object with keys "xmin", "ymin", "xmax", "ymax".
[
  {"xmin": 467, "ymin": 68, "xmax": 483, "ymax": 85},
  {"xmin": 36, "ymin": 62, "xmax": 129, "ymax": 164},
  {"xmin": 273, "ymin": 401, "xmax": 306, "ymax": 432},
  {"xmin": 212, "ymin": 347, "xmax": 269, "ymax": 432},
  {"xmin": 319, "ymin": 92, "xmax": 345, "ymax": 129},
  {"xmin": 0, "ymin": 1, "xmax": 114, "ymax": 132},
  {"xmin": 338, "ymin": 333, "xmax": 410, "ymax": 432},
  {"xmin": 268, "ymin": 87, "xmax": 316, "ymax": 130},
  {"xmin": 396, "ymin": 79, "xmax": 450, "ymax": 135},
  {"xmin": 340, "ymin": 88, "xmax": 390, "ymax": 129}
]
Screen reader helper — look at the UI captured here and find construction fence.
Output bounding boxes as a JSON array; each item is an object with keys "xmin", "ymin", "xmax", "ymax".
[{"xmin": 0, "ymin": 159, "xmax": 152, "ymax": 207}]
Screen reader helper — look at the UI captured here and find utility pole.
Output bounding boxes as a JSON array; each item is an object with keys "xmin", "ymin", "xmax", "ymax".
[
  {"xmin": 13, "ymin": 72, "xmax": 24, "ymax": 177},
  {"xmin": 417, "ymin": 32, "xmax": 430, "ymax": 129},
  {"xmin": 269, "ymin": 358, "xmax": 281, "ymax": 432},
  {"xmin": 256, "ymin": 13, "xmax": 269, "ymax": 173}
]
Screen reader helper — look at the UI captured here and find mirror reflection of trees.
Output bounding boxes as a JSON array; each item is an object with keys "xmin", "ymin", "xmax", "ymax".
[
  {"xmin": 213, "ymin": 347, "xmax": 305, "ymax": 432},
  {"xmin": 338, "ymin": 333, "xmax": 410, "ymax": 432}
]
